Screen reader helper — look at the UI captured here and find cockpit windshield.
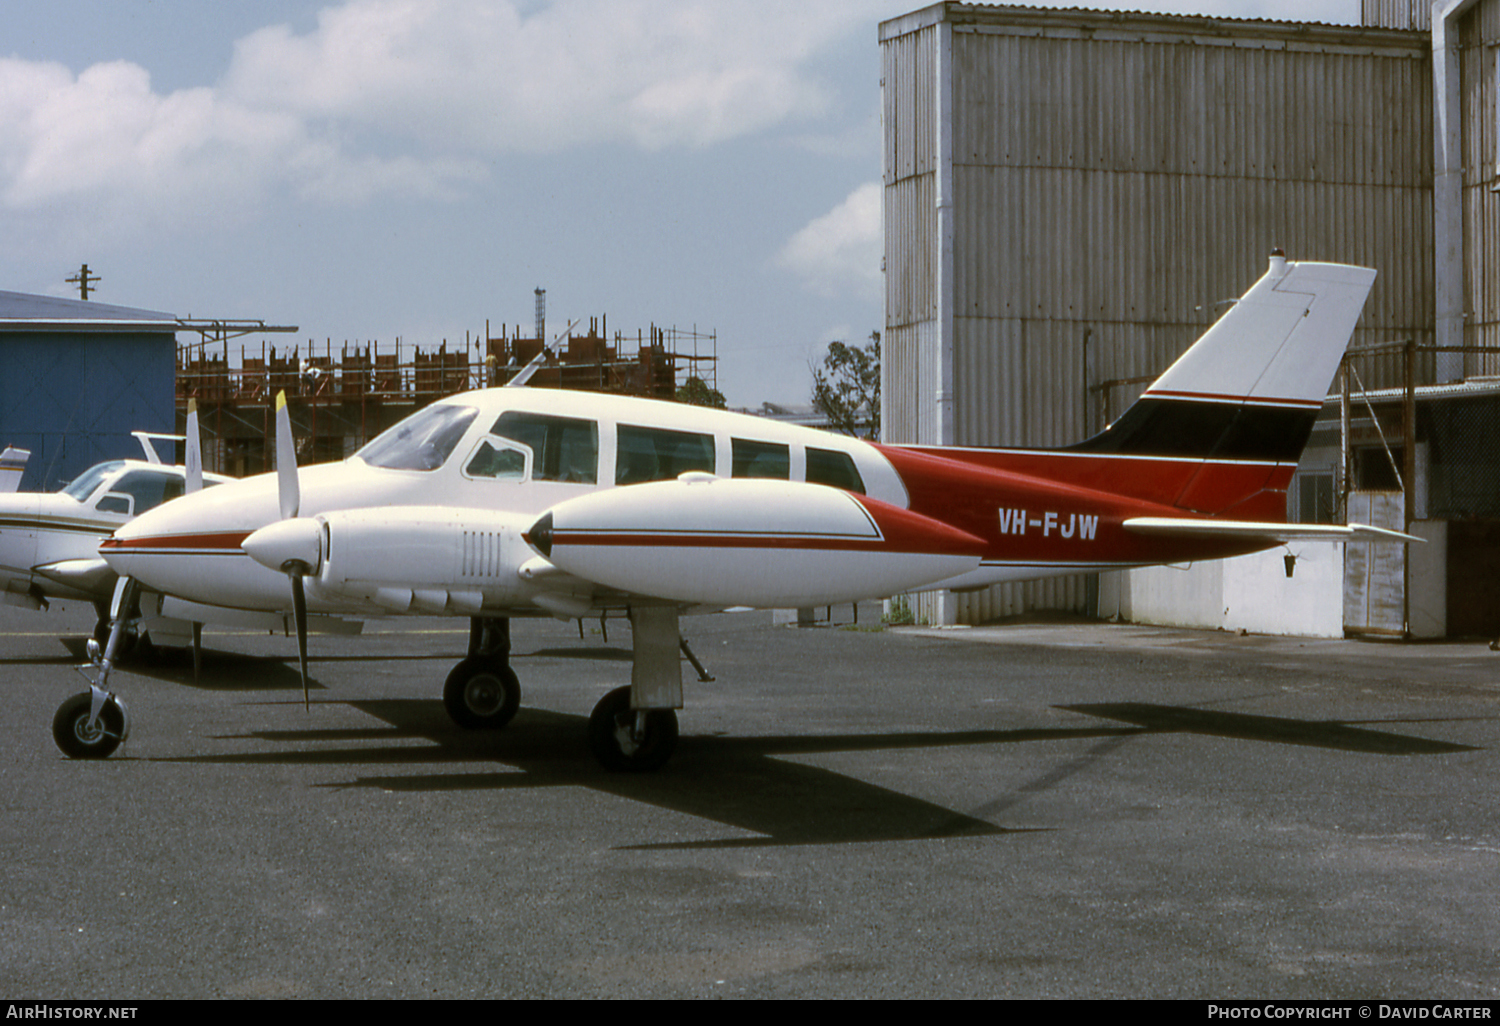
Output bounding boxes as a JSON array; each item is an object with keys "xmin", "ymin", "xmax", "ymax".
[
  {"xmin": 356, "ymin": 404, "xmax": 479, "ymax": 471},
  {"xmin": 61, "ymin": 462, "xmax": 124, "ymax": 502}
]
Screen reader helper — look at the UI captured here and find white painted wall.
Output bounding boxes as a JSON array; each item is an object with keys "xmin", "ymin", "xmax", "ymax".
[{"xmin": 1100, "ymin": 544, "xmax": 1346, "ymax": 638}]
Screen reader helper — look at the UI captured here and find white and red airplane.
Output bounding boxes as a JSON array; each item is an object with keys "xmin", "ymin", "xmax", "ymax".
[{"xmin": 75, "ymin": 253, "xmax": 1411, "ymax": 769}]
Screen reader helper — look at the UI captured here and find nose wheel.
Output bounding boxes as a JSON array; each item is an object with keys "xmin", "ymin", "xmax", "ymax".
[{"xmin": 52, "ymin": 691, "xmax": 126, "ymax": 759}]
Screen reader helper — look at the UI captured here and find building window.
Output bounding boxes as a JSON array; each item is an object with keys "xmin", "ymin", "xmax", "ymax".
[
  {"xmin": 1354, "ymin": 447, "xmax": 1403, "ymax": 492},
  {"xmin": 1291, "ymin": 472, "xmax": 1335, "ymax": 524}
]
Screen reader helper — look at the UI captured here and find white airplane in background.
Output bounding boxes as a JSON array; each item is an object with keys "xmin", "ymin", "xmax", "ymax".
[
  {"xmin": 1, "ymin": 415, "xmax": 231, "ymax": 643},
  {"xmin": 79, "ymin": 254, "xmax": 1416, "ymax": 770}
]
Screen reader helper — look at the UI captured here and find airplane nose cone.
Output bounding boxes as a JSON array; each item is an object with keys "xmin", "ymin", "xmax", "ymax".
[{"xmin": 243, "ymin": 518, "xmax": 323, "ymax": 574}]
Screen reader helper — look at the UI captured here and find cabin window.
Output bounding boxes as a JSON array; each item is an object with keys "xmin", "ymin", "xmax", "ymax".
[
  {"xmin": 490, "ymin": 411, "xmax": 598, "ymax": 484},
  {"xmin": 806, "ymin": 447, "xmax": 866, "ymax": 494},
  {"xmin": 358, "ymin": 404, "xmax": 479, "ymax": 471},
  {"xmin": 731, "ymin": 438, "xmax": 790, "ymax": 480},
  {"xmin": 98, "ymin": 470, "xmax": 185, "ymax": 516},
  {"xmin": 616, "ymin": 425, "xmax": 715, "ymax": 485}
]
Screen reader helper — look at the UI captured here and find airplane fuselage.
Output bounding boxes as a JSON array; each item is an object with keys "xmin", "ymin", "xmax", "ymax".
[{"xmin": 103, "ymin": 387, "xmax": 1284, "ymax": 618}]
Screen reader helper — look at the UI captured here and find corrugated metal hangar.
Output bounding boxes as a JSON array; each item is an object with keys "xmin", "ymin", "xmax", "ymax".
[
  {"xmin": 0, "ymin": 291, "xmax": 177, "ymax": 491},
  {"xmin": 881, "ymin": 0, "xmax": 1500, "ymax": 634}
]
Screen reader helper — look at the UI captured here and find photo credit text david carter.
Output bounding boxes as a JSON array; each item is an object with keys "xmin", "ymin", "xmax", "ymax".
[{"xmin": 1209, "ymin": 1007, "xmax": 1493, "ymax": 1020}]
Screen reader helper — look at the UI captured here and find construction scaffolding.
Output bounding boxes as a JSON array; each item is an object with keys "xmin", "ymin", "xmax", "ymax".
[{"xmin": 176, "ymin": 317, "xmax": 717, "ymax": 478}]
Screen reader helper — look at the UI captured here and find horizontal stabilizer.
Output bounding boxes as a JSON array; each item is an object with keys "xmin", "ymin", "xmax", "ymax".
[{"xmin": 1123, "ymin": 517, "xmax": 1423, "ymax": 544}]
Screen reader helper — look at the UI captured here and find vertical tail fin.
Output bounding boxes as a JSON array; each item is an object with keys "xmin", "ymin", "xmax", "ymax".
[
  {"xmin": 1147, "ymin": 254, "xmax": 1376, "ymax": 408},
  {"xmin": 1069, "ymin": 254, "xmax": 1375, "ymax": 515},
  {"xmin": 1068, "ymin": 253, "xmax": 1374, "ymax": 516},
  {"xmin": 0, "ymin": 446, "xmax": 30, "ymax": 492}
]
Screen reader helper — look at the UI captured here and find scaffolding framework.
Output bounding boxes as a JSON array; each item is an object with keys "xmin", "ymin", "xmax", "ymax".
[{"xmin": 175, "ymin": 318, "xmax": 717, "ymax": 477}]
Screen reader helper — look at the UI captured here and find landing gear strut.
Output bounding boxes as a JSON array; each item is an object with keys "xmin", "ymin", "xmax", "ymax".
[{"xmin": 443, "ymin": 617, "xmax": 520, "ymax": 730}]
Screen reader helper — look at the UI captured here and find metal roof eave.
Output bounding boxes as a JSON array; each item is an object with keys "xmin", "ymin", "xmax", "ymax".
[
  {"xmin": 0, "ymin": 319, "xmax": 180, "ymax": 334},
  {"xmin": 879, "ymin": 2, "xmax": 1428, "ymax": 50}
]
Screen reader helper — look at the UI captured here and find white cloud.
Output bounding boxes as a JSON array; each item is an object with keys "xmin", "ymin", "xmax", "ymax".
[
  {"xmin": 777, "ymin": 180, "xmax": 882, "ymax": 300},
  {"xmin": 224, "ymin": 0, "xmax": 876, "ymax": 152},
  {"xmin": 0, "ymin": 0, "xmax": 885, "ymax": 233}
]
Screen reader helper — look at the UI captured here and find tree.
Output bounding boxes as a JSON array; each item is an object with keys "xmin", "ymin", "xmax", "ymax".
[
  {"xmin": 811, "ymin": 331, "xmax": 880, "ymax": 439},
  {"xmin": 676, "ymin": 375, "xmax": 727, "ymax": 409}
]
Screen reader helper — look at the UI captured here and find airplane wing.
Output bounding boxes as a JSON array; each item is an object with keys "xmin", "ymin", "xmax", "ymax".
[
  {"xmin": 0, "ymin": 446, "xmax": 30, "ymax": 492},
  {"xmin": 1123, "ymin": 517, "xmax": 1423, "ymax": 544}
]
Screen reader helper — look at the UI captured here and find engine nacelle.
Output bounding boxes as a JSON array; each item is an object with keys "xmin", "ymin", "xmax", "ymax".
[
  {"xmin": 531, "ymin": 476, "xmax": 985, "ymax": 608},
  {"xmin": 305, "ymin": 507, "xmax": 543, "ymax": 614}
]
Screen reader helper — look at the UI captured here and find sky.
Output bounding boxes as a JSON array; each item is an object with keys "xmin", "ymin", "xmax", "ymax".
[{"xmin": 0, "ymin": 0, "xmax": 1363, "ymax": 409}]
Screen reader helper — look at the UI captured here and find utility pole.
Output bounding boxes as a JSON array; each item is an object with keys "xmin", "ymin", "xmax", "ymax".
[{"xmin": 66, "ymin": 264, "xmax": 101, "ymax": 300}]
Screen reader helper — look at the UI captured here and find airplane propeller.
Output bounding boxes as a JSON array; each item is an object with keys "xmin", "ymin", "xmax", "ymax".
[
  {"xmin": 269, "ymin": 391, "xmax": 312, "ymax": 709},
  {"xmin": 185, "ymin": 399, "xmax": 204, "ymax": 680},
  {"xmin": 185, "ymin": 399, "xmax": 203, "ymax": 496}
]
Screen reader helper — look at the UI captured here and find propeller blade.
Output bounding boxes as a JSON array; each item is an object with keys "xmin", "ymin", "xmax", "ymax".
[
  {"xmin": 184, "ymin": 399, "xmax": 203, "ymax": 495},
  {"xmin": 290, "ymin": 573, "xmax": 309, "ymax": 711},
  {"xmin": 274, "ymin": 390, "xmax": 299, "ymax": 521}
]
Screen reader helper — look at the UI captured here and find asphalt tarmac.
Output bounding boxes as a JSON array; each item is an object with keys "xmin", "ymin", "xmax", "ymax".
[{"xmin": 2, "ymin": 600, "xmax": 1498, "ymax": 999}]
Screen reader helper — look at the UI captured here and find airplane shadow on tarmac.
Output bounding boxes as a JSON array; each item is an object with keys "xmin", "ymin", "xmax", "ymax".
[
  {"xmin": 144, "ymin": 688, "xmax": 1479, "ymax": 850},
  {"xmin": 54, "ymin": 634, "xmax": 1477, "ymax": 848}
]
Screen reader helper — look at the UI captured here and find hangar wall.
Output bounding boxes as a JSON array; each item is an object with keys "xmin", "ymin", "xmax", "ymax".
[
  {"xmin": 880, "ymin": 2, "xmax": 1434, "ymax": 625},
  {"xmin": 0, "ymin": 292, "xmax": 177, "ymax": 491},
  {"xmin": 1454, "ymin": 0, "xmax": 1500, "ymax": 374}
]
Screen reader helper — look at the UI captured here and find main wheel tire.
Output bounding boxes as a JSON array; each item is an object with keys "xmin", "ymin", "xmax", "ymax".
[
  {"xmin": 52, "ymin": 692, "xmax": 124, "ymax": 759},
  {"xmin": 442, "ymin": 657, "xmax": 521, "ymax": 730},
  {"xmin": 587, "ymin": 685, "xmax": 678, "ymax": 772}
]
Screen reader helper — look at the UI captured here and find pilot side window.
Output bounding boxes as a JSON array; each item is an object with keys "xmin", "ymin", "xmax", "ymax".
[
  {"xmin": 806, "ymin": 447, "xmax": 866, "ymax": 494},
  {"xmin": 731, "ymin": 438, "xmax": 790, "ymax": 480},
  {"xmin": 490, "ymin": 411, "xmax": 598, "ymax": 484},
  {"xmin": 463, "ymin": 441, "xmax": 527, "ymax": 481},
  {"xmin": 358, "ymin": 404, "xmax": 479, "ymax": 471},
  {"xmin": 616, "ymin": 425, "xmax": 715, "ymax": 485},
  {"xmin": 63, "ymin": 462, "xmax": 124, "ymax": 503}
]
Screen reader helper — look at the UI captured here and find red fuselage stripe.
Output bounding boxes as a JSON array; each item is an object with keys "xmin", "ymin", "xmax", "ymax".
[
  {"xmin": 101, "ymin": 532, "xmax": 250, "ymax": 552},
  {"xmin": 550, "ymin": 532, "xmax": 965, "ymax": 555}
]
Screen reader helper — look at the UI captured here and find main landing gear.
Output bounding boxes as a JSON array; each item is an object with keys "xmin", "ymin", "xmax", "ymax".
[
  {"xmin": 441, "ymin": 609, "xmax": 691, "ymax": 772},
  {"xmin": 443, "ymin": 617, "xmax": 521, "ymax": 730}
]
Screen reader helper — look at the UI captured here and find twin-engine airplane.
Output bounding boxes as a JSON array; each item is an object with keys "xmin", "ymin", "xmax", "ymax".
[{"xmin": 75, "ymin": 253, "xmax": 1412, "ymax": 770}]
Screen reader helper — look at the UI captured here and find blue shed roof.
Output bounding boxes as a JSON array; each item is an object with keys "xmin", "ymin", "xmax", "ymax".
[{"xmin": 0, "ymin": 290, "xmax": 176, "ymax": 332}]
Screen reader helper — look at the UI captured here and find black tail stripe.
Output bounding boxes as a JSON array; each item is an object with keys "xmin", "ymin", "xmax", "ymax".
[{"xmin": 1065, "ymin": 399, "xmax": 1316, "ymax": 462}]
